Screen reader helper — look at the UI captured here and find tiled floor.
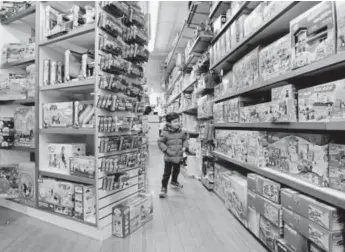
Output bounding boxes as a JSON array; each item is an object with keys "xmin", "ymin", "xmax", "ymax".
[{"xmin": 0, "ymin": 145, "xmax": 267, "ymax": 252}]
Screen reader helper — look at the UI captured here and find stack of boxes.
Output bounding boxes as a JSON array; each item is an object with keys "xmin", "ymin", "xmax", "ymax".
[
  {"xmin": 247, "ymin": 174, "xmax": 283, "ymax": 252},
  {"xmin": 281, "ymin": 188, "xmax": 345, "ymax": 252}
]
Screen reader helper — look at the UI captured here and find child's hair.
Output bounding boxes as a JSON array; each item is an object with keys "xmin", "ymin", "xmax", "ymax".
[{"xmin": 166, "ymin": 112, "xmax": 179, "ymax": 123}]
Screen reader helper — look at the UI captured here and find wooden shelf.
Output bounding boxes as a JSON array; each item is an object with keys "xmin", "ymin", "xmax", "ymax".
[
  {"xmin": 1, "ymin": 5, "xmax": 36, "ymax": 25},
  {"xmin": 213, "ymin": 151, "xmax": 345, "ymax": 209},
  {"xmin": 0, "ymin": 56, "xmax": 35, "ymax": 69},
  {"xmin": 39, "ymin": 171, "xmax": 95, "ymax": 185},
  {"xmin": 40, "ymin": 78, "xmax": 95, "ymax": 93},
  {"xmin": 210, "ymin": 1, "xmax": 318, "ymax": 72},
  {"xmin": 214, "ymin": 52, "xmax": 345, "ymax": 103},
  {"xmin": 39, "ymin": 23, "xmax": 95, "ymax": 46},
  {"xmin": 40, "ymin": 128, "xmax": 94, "ymax": 135}
]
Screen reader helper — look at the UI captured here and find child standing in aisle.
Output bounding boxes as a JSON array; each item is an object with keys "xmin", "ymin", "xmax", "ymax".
[{"xmin": 157, "ymin": 112, "xmax": 188, "ymax": 198}]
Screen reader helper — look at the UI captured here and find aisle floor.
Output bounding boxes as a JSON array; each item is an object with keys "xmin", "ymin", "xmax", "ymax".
[{"xmin": 0, "ymin": 146, "xmax": 267, "ymax": 252}]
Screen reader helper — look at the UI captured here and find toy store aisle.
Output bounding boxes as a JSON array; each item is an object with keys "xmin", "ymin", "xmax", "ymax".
[{"xmin": 0, "ymin": 146, "xmax": 267, "ymax": 252}]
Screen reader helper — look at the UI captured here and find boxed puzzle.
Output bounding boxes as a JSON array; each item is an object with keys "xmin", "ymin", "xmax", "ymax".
[
  {"xmin": 43, "ymin": 102, "xmax": 74, "ymax": 128},
  {"xmin": 290, "ymin": 1, "xmax": 336, "ymax": 69},
  {"xmin": 112, "ymin": 193, "xmax": 153, "ymax": 238}
]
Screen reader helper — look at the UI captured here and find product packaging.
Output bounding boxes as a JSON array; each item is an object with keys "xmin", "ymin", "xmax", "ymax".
[
  {"xmin": 244, "ymin": 2, "xmax": 264, "ymax": 37},
  {"xmin": 266, "ymin": 132, "xmax": 330, "ymax": 187},
  {"xmin": 271, "ymin": 84, "xmax": 296, "ymax": 101},
  {"xmin": 70, "ymin": 156, "xmax": 96, "ymax": 179},
  {"xmin": 259, "ymin": 34, "xmax": 291, "ymax": 81},
  {"xmin": 112, "ymin": 193, "xmax": 153, "ymax": 238},
  {"xmin": 0, "ymin": 165, "xmax": 19, "ymax": 199},
  {"xmin": 283, "ymin": 208, "xmax": 345, "ymax": 252},
  {"xmin": 329, "ymin": 143, "xmax": 345, "ymax": 192},
  {"xmin": 213, "ymin": 103, "xmax": 224, "ymax": 123},
  {"xmin": 38, "ymin": 178, "xmax": 75, "ymax": 217},
  {"xmin": 46, "ymin": 143, "xmax": 86, "ymax": 175},
  {"xmin": 298, "ymin": 80, "xmax": 345, "ymax": 122},
  {"xmin": 14, "ymin": 106, "xmax": 35, "ymax": 148},
  {"xmin": 284, "ymin": 224, "xmax": 308, "ymax": 252},
  {"xmin": 259, "ymin": 214, "xmax": 281, "ymax": 252},
  {"xmin": 335, "ymin": 2, "xmax": 345, "ymax": 53},
  {"xmin": 0, "ymin": 117, "xmax": 14, "ymax": 134},
  {"xmin": 74, "ymin": 101, "xmax": 95, "ymax": 128},
  {"xmin": 247, "ymin": 173, "xmax": 281, "ymax": 204},
  {"xmin": 74, "ymin": 185, "xmax": 96, "ymax": 224},
  {"xmin": 290, "ymin": 1, "xmax": 336, "ymax": 69},
  {"xmin": 43, "ymin": 102, "xmax": 74, "ymax": 128},
  {"xmin": 281, "ymin": 188, "xmax": 345, "ymax": 231}
]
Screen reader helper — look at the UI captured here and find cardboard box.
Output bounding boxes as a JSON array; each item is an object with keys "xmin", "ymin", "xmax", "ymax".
[
  {"xmin": 266, "ymin": 132, "xmax": 330, "ymax": 187},
  {"xmin": 253, "ymin": 192, "xmax": 282, "ymax": 228},
  {"xmin": 213, "ymin": 102, "xmax": 224, "ymax": 123},
  {"xmin": 0, "ymin": 165, "xmax": 19, "ymax": 199},
  {"xmin": 298, "ymin": 80, "xmax": 345, "ymax": 122},
  {"xmin": 281, "ymin": 188, "xmax": 345, "ymax": 231},
  {"xmin": 46, "ymin": 143, "xmax": 86, "ymax": 175},
  {"xmin": 244, "ymin": 2, "xmax": 264, "ymax": 37},
  {"xmin": 224, "ymin": 173, "xmax": 248, "ymax": 227},
  {"xmin": 271, "ymin": 84, "xmax": 296, "ymax": 102},
  {"xmin": 70, "ymin": 156, "xmax": 96, "ymax": 179},
  {"xmin": 38, "ymin": 178, "xmax": 75, "ymax": 217},
  {"xmin": 0, "ymin": 117, "xmax": 14, "ymax": 134},
  {"xmin": 283, "ymin": 208, "xmax": 344, "ymax": 252},
  {"xmin": 247, "ymin": 191, "xmax": 260, "ymax": 237},
  {"xmin": 14, "ymin": 106, "xmax": 35, "ymax": 148},
  {"xmin": 284, "ymin": 224, "xmax": 308, "ymax": 252},
  {"xmin": 290, "ymin": 1, "xmax": 336, "ymax": 69},
  {"xmin": 112, "ymin": 193, "xmax": 153, "ymax": 238},
  {"xmin": 277, "ymin": 239, "xmax": 294, "ymax": 252},
  {"xmin": 247, "ymin": 173, "xmax": 281, "ymax": 204},
  {"xmin": 328, "ymin": 143, "xmax": 345, "ymax": 192},
  {"xmin": 43, "ymin": 102, "xmax": 74, "ymax": 128},
  {"xmin": 74, "ymin": 100, "xmax": 95, "ymax": 128},
  {"xmin": 12, "ymin": 162, "xmax": 36, "ymax": 207},
  {"xmin": 335, "ymin": 1, "xmax": 345, "ymax": 53},
  {"xmin": 259, "ymin": 215, "xmax": 281, "ymax": 252},
  {"xmin": 74, "ymin": 185, "xmax": 96, "ymax": 224}
]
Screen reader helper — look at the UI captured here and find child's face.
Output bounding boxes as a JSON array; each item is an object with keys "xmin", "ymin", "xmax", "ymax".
[{"xmin": 169, "ymin": 118, "xmax": 180, "ymax": 129}]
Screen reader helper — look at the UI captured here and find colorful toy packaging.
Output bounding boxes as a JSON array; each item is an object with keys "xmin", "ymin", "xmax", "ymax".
[
  {"xmin": 0, "ymin": 117, "xmax": 14, "ymax": 134},
  {"xmin": 0, "ymin": 164, "xmax": 19, "ymax": 199},
  {"xmin": 213, "ymin": 102, "xmax": 224, "ymax": 123},
  {"xmin": 298, "ymin": 80, "xmax": 345, "ymax": 122},
  {"xmin": 266, "ymin": 132, "xmax": 330, "ymax": 187},
  {"xmin": 271, "ymin": 84, "xmax": 296, "ymax": 102},
  {"xmin": 259, "ymin": 34, "xmax": 291, "ymax": 81},
  {"xmin": 335, "ymin": 2, "xmax": 345, "ymax": 53},
  {"xmin": 0, "ymin": 73, "xmax": 28, "ymax": 100},
  {"xmin": 43, "ymin": 102, "xmax": 74, "ymax": 128},
  {"xmin": 74, "ymin": 185, "xmax": 96, "ymax": 224},
  {"xmin": 281, "ymin": 188, "xmax": 345, "ymax": 231},
  {"xmin": 112, "ymin": 193, "xmax": 153, "ymax": 238},
  {"xmin": 14, "ymin": 106, "xmax": 35, "ymax": 148},
  {"xmin": 12, "ymin": 162, "xmax": 36, "ymax": 207},
  {"xmin": 283, "ymin": 225, "xmax": 308, "ymax": 252},
  {"xmin": 290, "ymin": 1, "xmax": 336, "ymax": 69},
  {"xmin": 247, "ymin": 173, "xmax": 281, "ymax": 204},
  {"xmin": 259, "ymin": 214, "xmax": 281, "ymax": 252},
  {"xmin": 74, "ymin": 101, "xmax": 95, "ymax": 128},
  {"xmin": 328, "ymin": 143, "xmax": 345, "ymax": 192},
  {"xmin": 46, "ymin": 143, "xmax": 86, "ymax": 175},
  {"xmin": 70, "ymin": 156, "xmax": 96, "ymax": 179},
  {"xmin": 244, "ymin": 2, "xmax": 264, "ymax": 38},
  {"xmin": 283, "ymin": 208, "xmax": 345, "ymax": 252}
]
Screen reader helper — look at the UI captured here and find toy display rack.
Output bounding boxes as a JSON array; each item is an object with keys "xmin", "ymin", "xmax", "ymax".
[{"xmin": 0, "ymin": 1, "xmax": 148, "ymax": 240}]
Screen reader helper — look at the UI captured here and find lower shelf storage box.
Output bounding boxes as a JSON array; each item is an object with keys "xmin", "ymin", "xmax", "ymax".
[{"xmin": 112, "ymin": 193, "xmax": 153, "ymax": 238}]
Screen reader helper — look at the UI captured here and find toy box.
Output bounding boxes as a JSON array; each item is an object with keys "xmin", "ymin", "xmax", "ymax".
[
  {"xmin": 247, "ymin": 191, "xmax": 260, "ymax": 237},
  {"xmin": 290, "ymin": 1, "xmax": 336, "ymax": 69},
  {"xmin": 74, "ymin": 101, "xmax": 95, "ymax": 128},
  {"xmin": 70, "ymin": 156, "xmax": 96, "ymax": 179},
  {"xmin": 253, "ymin": 192, "xmax": 283, "ymax": 228},
  {"xmin": 244, "ymin": 2, "xmax": 264, "ymax": 38},
  {"xmin": 259, "ymin": 215, "xmax": 281, "ymax": 252},
  {"xmin": 0, "ymin": 117, "xmax": 14, "ymax": 134},
  {"xmin": 214, "ymin": 163, "xmax": 230, "ymax": 200},
  {"xmin": 277, "ymin": 239, "xmax": 294, "ymax": 252},
  {"xmin": 213, "ymin": 102, "xmax": 224, "ymax": 123},
  {"xmin": 233, "ymin": 47, "xmax": 259, "ymax": 91},
  {"xmin": 112, "ymin": 193, "xmax": 153, "ymax": 238},
  {"xmin": 281, "ymin": 188, "xmax": 345, "ymax": 231},
  {"xmin": 26, "ymin": 64, "xmax": 35, "ymax": 98},
  {"xmin": 74, "ymin": 185, "xmax": 96, "ymax": 224},
  {"xmin": 270, "ymin": 99, "xmax": 298, "ymax": 123},
  {"xmin": 283, "ymin": 208, "xmax": 345, "ymax": 252},
  {"xmin": 224, "ymin": 173, "xmax": 248, "ymax": 227},
  {"xmin": 298, "ymin": 80, "xmax": 345, "ymax": 122},
  {"xmin": 43, "ymin": 102, "xmax": 74, "ymax": 128},
  {"xmin": 247, "ymin": 173, "xmax": 281, "ymax": 204},
  {"xmin": 266, "ymin": 132, "xmax": 330, "ymax": 187},
  {"xmin": 284, "ymin": 224, "xmax": 308, "ymax": 252},
  {"xmin": 335, "ymin": 2, "xmax": 345, "ymax": 53},
  {"xmin": 328, "ymin": 143, "xmax": 345, "ymax": 192},
  {"xmin": 12, "ymin": 162, "xmax": 36, "ymax": 207},
  {"xmin": 13, "ymin": 106, "xmax": 35, "ymax": 148},
  {"xmin": 0, "ymin": 165, "xmax": 19, "ymax": 199},
  {"xmin": 222, "ymin": 70, "xmax": 235, "ymax": 94},
  {"xmin": 46, "ymin": 143, "xmax": 86, "ymax": 175},
  {"xmin": 259, "ymin": 34, "xmax": 291, "ymax": 81},
  {"xmin": 38, "ymin": 178, "xmax": 75, "ymax": 217},
  {"xmin": 246, "ymin": 131, "xmax": 268, "ymax": 167},
  {"xmin": 224, "ymin": 97, "xmax": 250, "ymax": 123},
  {"xmin": 0, "ymin": 135, "xmax": 14, "ymax": 148},
  {"xmin": 3, "ymin": 73, "xmax": 28, "ymax": 100},
  {"xmin": 271, "ymin": 84, "xmax": 296, "ymax": 101}
]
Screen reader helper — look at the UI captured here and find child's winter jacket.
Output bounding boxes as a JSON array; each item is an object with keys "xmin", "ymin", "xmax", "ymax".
[{"xmin": 157, "ymin": 124, "xmax": 188, "ymax": 164}]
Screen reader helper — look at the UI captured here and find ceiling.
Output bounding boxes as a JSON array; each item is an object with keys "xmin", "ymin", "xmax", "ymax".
[{"xmin": 145, "ymin": 1, "xmax": 189, "ymax": 94}]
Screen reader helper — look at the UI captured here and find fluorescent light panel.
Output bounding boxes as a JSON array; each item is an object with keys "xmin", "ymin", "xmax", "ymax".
[{"xmin": 148, "ymin": 1, "xmax": 159, "ymax": 52}]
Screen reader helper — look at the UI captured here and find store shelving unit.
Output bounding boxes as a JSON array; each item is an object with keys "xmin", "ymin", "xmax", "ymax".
[
  {"xmin": 0, "ymin": 1, "xmax": 149, "ymax": 240},
  {"xmin": 0, "ymin": 4, "xmax": 36, "ymax": 25}
]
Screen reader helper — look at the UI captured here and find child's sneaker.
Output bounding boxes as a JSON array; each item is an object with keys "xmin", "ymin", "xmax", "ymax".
[
  {"xmin": 159, "ymin": 187, "xmax": 167, "ymax": 198},
  {"xmin": 170, "ymin": 181, "xmax": 183, "ymax": 188}
]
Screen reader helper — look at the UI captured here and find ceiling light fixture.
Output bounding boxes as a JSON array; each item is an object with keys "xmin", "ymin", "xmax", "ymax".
[{"xmin": 148, "ymin": 1, "xmax": 159, "ymax": 52}]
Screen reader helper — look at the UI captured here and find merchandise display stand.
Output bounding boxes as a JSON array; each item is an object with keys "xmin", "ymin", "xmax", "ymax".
[
  {"xmin": 0, "ymin": 1, "xmax": 149, "ymax": 240},
  {"xmin": 163, "ymin": 1, "xmax": 345, "ymax": 252}
]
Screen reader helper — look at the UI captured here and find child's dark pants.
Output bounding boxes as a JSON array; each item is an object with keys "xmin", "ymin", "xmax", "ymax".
[{"xmin": 162, "ymin": 161, "xmax": 180, "ymax": 188}]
